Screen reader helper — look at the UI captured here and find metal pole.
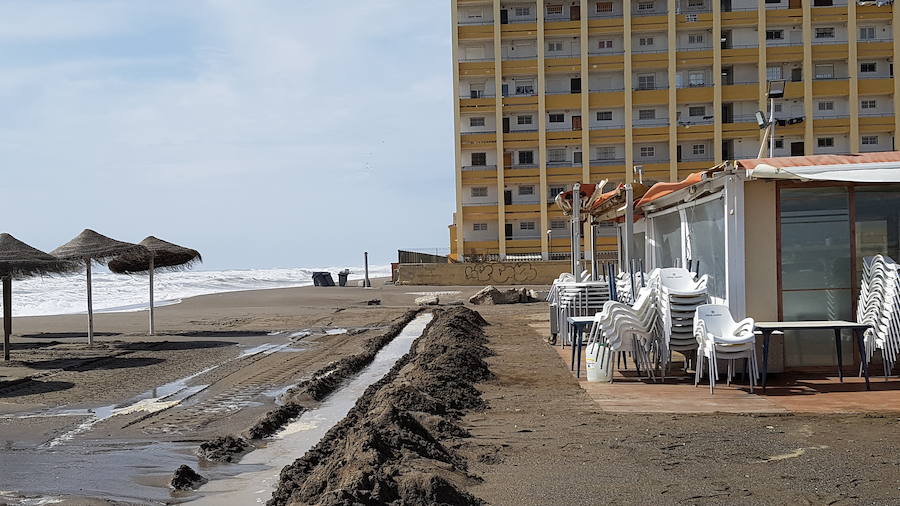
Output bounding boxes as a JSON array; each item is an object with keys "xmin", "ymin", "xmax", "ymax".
[
  {"xmin": 769, "ymin": 97, "xmax": 775, "ymax": 157},
  {"xmin": 3, "ymin": 277, "xmax": 11, "ymax": 362},
  {"xmin": 572, "ymin": 183, "xmax": 581, "ymax": 277},
  {"xmin": 364, "ymin": 252, "xmax": 371, "ymax": 288},
  {"xmin": 86, "ymin": 258, "xmax": 94, "ymax": 346},
  {"xmin": 589, "ymin": 223, "xmax": 597, "ymax": 281},
  {"xmin": 149, "ymin": 257, "xmax": 155, "ymax": 336},
  {"xmin": 623, "ymin": 184, "xmax": 634, "ymax": 278}
]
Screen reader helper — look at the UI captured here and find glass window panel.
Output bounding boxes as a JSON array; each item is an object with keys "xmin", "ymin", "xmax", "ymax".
[
  {"xmin": 685, "ymin": 198, "xmax": 726, "ymax": 300},
  {"xmin": 653, "ymin": 211, "xmax": 682, "ymax": 268},
  {"xmin": 779, "ymin": 187, "xmax": 850, "ymax": 291},
  {"xmin": 782, "ymin": 290, "xmax": 854, "ymax": 367}
]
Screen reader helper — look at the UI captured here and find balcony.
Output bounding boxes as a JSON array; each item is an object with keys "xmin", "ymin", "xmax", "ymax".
[
  {"xmin": 458, "ymin": 56, "xmax": 495, "ymax": 63},
  {"xmin": 590, "ymin": 158, "xmax": 626, "ymax": 165},
  {"xmin": 634, "ymin": 83, "xmax": 669, "ymax": 91},
  {"xmin": 591, "ymin": 123, "xmax": 626, "ymax": 130},
  {"xmin": 505, "ymin": 15, "xmax": 537, "ymax": 24},
  {"xmin": 461, "ymin": 129, "xmax": 497, "ymax": 135},
  {"xmin": 812, "ymin": 38, "xmax": 848, "ymax": 46},
  {"xmin": 588, "ymin": 11, "xmax": 622, "ymax": 19},
  {"xmin": 633, "ymin": 8, "xmax": 664, "ymax": 17},
  {"xmin": 813, "ymin": 113, "xmax": 850, "ymax": 119},
  {"xmin": 633, "ymin": 119, "xmax": 670, "ymax": 127},
  {"xmin": 725, "ymin": 114, "xmax": 758, "ymax": 124},
  {"xmin": 546, "ymin": 123, "xmax": 579, "ymax": 132},
  {"xmin": 463, "ymin": 201, "xmax": 498, "ymax": 206},
  {"xmin": 545, "ymin": 51, "xmax": 581, "ymax": 59},
  {"xmin": 633, "ymin": 47, "xmax": 668, "ymax": 54},
  {"xmin": 766, "ymin": 41, "xmax": 804, "ymax": 47},
  {"xmin": 547, "ymin": 161, "xmax": 583, "ymax": 168},
  {"xmin": 503, "ymin": 53, "xmax": 538, "ymax": 61},
  {"xmin": 589, "ymin": 86, "xmax": 626, "ymax": 92},
  {"xmin": 460, "ymin": 92, "xmax": 496, "ymax": 99},
  {"xmin": 462, "ymin": 164, "xmax": 497, "ymax": 171},
  {"xmin": 509, "ymin": 163, "xmax": 539, "ymax": 169},
  {"xmin": 678, "ymin": 117, "xmax": 714, "ymax": 126},
  {"xmin": 676, "ymin": 82, "xmax": 713, "ymax": 89},
  {"xmin": 588, "ymin": 49, "xmax": 626, "ymax": 56},
  {"xmin": 459, "ymin": 17, "xmax": 493, "ymax": 26},
  {"xmin": 678, "ymin": 45, "xmax": 713, "ymax": 52}
]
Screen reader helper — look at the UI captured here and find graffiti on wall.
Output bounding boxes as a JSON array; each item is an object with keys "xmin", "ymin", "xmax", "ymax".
[{"xmin": 463, "ymin": 263, "xmax": 538, "ymax": 283}]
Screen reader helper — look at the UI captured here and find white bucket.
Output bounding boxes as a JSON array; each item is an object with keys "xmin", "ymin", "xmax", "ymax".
[{"xmin": 585, "ymin": 343, "xmax": 613, "ymax": 382}]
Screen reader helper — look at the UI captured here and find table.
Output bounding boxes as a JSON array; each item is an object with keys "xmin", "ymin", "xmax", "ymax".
[
  {"xmin": 754, "ymin": 321, "xmax": 873, "ymax": 392},
  {"xmin": 566, "ymin": 316, "xmax": 595, "ymax": 378}
]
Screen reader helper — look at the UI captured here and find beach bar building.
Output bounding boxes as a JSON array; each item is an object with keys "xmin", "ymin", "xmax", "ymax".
[{"xmin": 600, "ymin": 152, "xmax": 900, "ymax": 373}]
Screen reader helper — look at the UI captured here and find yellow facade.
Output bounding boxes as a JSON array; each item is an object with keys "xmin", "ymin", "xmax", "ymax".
[{"xmin": 451, "ymin": 0, "xmax": 897, "ymax": 262}]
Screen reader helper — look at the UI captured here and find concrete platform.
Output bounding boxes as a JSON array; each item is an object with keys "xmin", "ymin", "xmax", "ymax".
[{"xmin": 556, "ymin": 345, "xmax": 900, "ymax": 415}]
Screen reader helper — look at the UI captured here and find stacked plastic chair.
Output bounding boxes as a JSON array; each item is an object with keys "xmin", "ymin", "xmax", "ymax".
[
  {"xmin": 857, "ymin": 255, "xmax": 900, "ymax": 377},
  {"xmin": 657, "ymin": 268, "xmax": 709, "ymax": 372},
  {"xmin": 547, "ymin": 273, "xmax": 611, "ymax": 345},
  {"xmin": 584, "ymin": 275, "xmax": 662, "ymax": 382},
  {"xmin": 693, "ymin": 304, "xmax": 758, "ymax": 394}
]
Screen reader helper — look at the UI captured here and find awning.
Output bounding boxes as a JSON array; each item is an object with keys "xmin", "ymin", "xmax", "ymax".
[
  {"xmin": 635, "ymin": 172, "xmax": 705, "ymax": 208},
  {"xmin": 739, "ymin": 152, "xmax": 900, "ymax": 182}
]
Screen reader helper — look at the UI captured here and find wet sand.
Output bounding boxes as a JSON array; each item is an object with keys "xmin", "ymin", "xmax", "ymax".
[{"xmin": 4, "ymin": 282, "xmax": 900, "ymax": 505}]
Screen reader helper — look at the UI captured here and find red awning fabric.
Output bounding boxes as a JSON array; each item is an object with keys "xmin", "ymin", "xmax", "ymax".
[
  {"xmin": 559, "ymin": 183, "xmax": 597, "ymax": 202},
  {"xmin": 588, "ymin": 184, "xmax": 624, "ymax": 211},
  {"xmin": 738, "ymin": 152, "xmax": 900, "ymax": 170},
  {"xmin": 635, "ymin": 172, "xmax": 705, "ymax": 208}
]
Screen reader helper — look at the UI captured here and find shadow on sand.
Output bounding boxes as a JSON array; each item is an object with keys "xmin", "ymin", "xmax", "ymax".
[
  {"xmin": 172, "ymin": 330, "xmax": 272, "ymax": 338},
  {"xmin": 0, "ymin": 379, "xmax": 75, "ymax": 398},
  {"xmin": 113, "ymin": 340, "xmax": 237, "ymax": 352},
  {"xmin": 19, "ymin": 357, "xmax": 165, "ymax": 372},
  {"xmin": 19, "ymin": 332, "xmax": 120, "ymax": 339}
]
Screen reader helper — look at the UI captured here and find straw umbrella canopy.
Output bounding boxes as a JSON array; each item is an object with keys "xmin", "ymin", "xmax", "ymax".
[
  {"xmin": 108, "ymin": 237, "xmax": 202, "ymax": 335},
  {"xmin": 51, "ymin": 230, "xmax": 149, "ymax": 345},
  {"xmin": 0, "ymin": 233, "xmax": 76, "ymax": 361}
]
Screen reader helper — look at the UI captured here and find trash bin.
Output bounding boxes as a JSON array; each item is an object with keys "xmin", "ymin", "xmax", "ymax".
[
  {"xmin": 312, "ymin": 272, "xmax": 335, "ymax": 287},
  {"xmin": 337, "ymin": 269, "xmax": 350, "ymax": 287}
]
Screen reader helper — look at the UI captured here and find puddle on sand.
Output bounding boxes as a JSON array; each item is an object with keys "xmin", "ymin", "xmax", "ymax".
[{"xmin": 190, "ymin": 313, "xmax": 434, "ymax": 505}]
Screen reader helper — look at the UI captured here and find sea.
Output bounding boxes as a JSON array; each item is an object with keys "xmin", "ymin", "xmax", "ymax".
[{"xmin": 7, "ymin": 265, "xmax": 392, "ymax": 317}]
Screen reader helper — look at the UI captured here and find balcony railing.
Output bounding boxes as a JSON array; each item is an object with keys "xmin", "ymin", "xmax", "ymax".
[
  {"xmin": 509, "ymin": 163, "xmax": 539, "ymax": 169},
  {"xmin": 458, "ymin": 18, "xmax": 493, "ymax": 25},
  {"xmin": 635, "ymin": 157, "xmax": 671, "ymax": 163},
  {"xmin": 546, "ymin": 123, "xmax": 576, "ymax": 131},
  {"xmin": 679, "ymin": 155, "xmax": 714, "ymax": 162},
  {"xmin": 588, "ymin": 11, "xmax": 623, "ymax": 19},
  {"xmin": 545, "ymin": 51, "xmax": 581, "ymax": 59},
  {"xmin": 507, "ymin": 127, "xmax": 539, "ymax": 133},
  {"xmin": 633, "ymin": 47, "xmax": 668, "ymax": 54},
  {"xmin": 813, "ymin": 113, "xmax": 851, "ymax": 119},
  {"xmin": 545, "ymin": 89, "xmax": 578, "ymax": 95},
  {"xmin": 676, "ymin": 82, "xmax": 712, "ymax": 89},
  {"xmin": 592, "ymin": 123, "xmax": 626, "ymax": 129},
  {"xmin": 679, "ymin": 45, "xmax": 713, "ymax": 52},
  {"xmin": 633, "ymin": 9, "xmax": 664, "ymax": 17},
  {"xmin": 461, "ymin": 129, "xmax": 497, "ymax": 135},
  {"xmin": 766, "ymin": 40, "xmax": 804, "ymax": 47},
  {"xmin": 589, "ymin": 86, "xmax": 626, "ymax": 92},
  {"xmin": 812, "ymin": 38, "xmax": 848, "ymax": 45},
  {"xmin": 723, "ymin": 44, "xmax": 760, "ymax": 50},
  {"xmin": 588, "ymin": 49, "xmax": 626, "ymax": 56},
  {"xmin": 679, "ymin": 118, "xmax": 714, "ymax": 125},
  {"xmin": 727, "ymin": 114, "xmax": 758, "ymax": 124},
  {"xmin": 463, "ymin": 201, "xmax": 498, "ymax": 206},
  {"xmin": 458, "ymin": 56, "xmax": 494, "ymax": 62},
  {"xmin": 634, "ymin": 119, "xmax": 670, "ymax": 127},
  {"xmin": 634, "ymin": 83, "xmax": 669, "ymax": 91},
  {"xmin": 547, "ymin": 161, "xmax": 582, "ymax": 168},
  {"xmin": 590, "ymin": 158, "xmax": 626, "ymax": 165},
  {"xmin": 505, "ymin": 16, "xmax": 537, "ymax": 24},
  {"xmin": 462, "ymin": 164, "xmax": 497, "ymax": 172},
  {"xmin": 859, "ymin": 74, "xmax": 892, "ymax": 79},
  {"xmin": 858, "ymin": 111, "xmax": 895, "ymax": 117},
  {"xmin": 460, "ymin": 92, "xmax": 496, "ymax": 99}
]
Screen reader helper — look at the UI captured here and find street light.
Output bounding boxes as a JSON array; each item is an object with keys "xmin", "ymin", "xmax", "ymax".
[{"xmin": 755, "ymin": 80, "xmax": 786, "ymax": 158}]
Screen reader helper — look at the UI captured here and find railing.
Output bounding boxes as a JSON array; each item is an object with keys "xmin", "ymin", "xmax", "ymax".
[
  {"xmin": 508, "ymin": 234, "xmax": 542, "ymax": 240},
  {"xmin": 545, "ymin": 52, "xmax": 581, "ymax": 59},
  {"xmin": 590, "ymin": 87, "xmax": 626, "ymax": 93},
  {"xmin": 727, "ymin": 114, "xmax": 758, "ymax": 123},
  {"xmin": 766, "ymin": 41, "xmax": 804, "ymax": 47},
  {"xmin": 462, "ymin": 164, "xmax": 497, "ymax": 171},
  {"xmin": 676, "ymin": 82, "xmax": 713, "ymax": 88},
  {"xmin": 463, "ymin": 201, "xmax": 498, "ymax": 206},
  {"xmin": 588, "ymin": 49, "xmax": 626, "ymax": 56},
  {"xmin": 858, "ymin": 112, "xmax": 895, "ymax": 117},
  {"xmin": 588, "ymin": 12, "xmax": 623, "ymax": 19},
  {"xmin": 859, "ymin": 75, "xmax": 892, "ymax": 79},
  {"xmin": 812, "ymin": 38, "xmax": 848, "ymax": 45},
  {"xmin": 633, "ymin": 47, "xmax": 668, "ymax": 54},
  {"xmin": 636, "ymin": 157, "xmax": 671, "ymax": 163},
  {"xmin": 458, "ymin": 18, "xmax": 493, "ymax": 25},
  {"xmin": 592, "ymin": 123, "xmax": 626, "ymax": 129},
  {"xmin": 859, "ymin": 38, "xmax": 893, "ymax": 43},
  {"xmin": 723, "ymin": 43, "xmax": 759, "ymax": 49},
  {"xmin": 634, "ymin": 84, "xmax": 668, "ymax": 90},
  {"xmin": 508, "ymin": 127, "xmax": 539, "ymax": 133},
  {"xmin": 634, "ymin": 119, "xmax": 670, "ymax": 127},
  {"xmin": 460, "ymin": 93, "xmax": 496, "ymax": 99},
  {"xmin": 509, "ymin": 163, "xmax": 539, "ymax": 169},
  {"xmin": 546, "ymin": 123, "xmax": 575, "ymax": 131},
  {"xmin": 548, "ymin": 161, "xmax": 582, "ymax": 168},
  {"xmin": 633, "ymin": 9, "xmax": 664, "ymax": 16},
  {"xmin": 590, "ymin": 158, "xmax": 626, "ymax": 165},
  {"xmin": 503, "ymin": 54, "xmax": 538, "ymax": 60},
  {"xmin": 504, "ymin": 91, "xmax": 539, "ymax": 97},
  {"xmin": 724, "ymin": 80, "xmax": 759, "ymax": 86},
  {"xmin": 678, "ymin": 118, "xmax": 714, "ymax": 125},
  {"xmin": 506, "ymin": 16, "xmax": 538, "ymax": 24},
  {"xmin": 813, "ymin": 75, "xmax": 848, "ymax": 81},
  {"xmin": 679, "ymin": 45, "xmax": 713, "ymax": 52},
  {"xmin": 461, "ymin": 129, "xmax": 497, "ymax": 135},
  {"xmin": 545, "ymin": 89, "xmax": 577, "ymax": 95},
  {"xmin": 813, "ymin": 113, "xmax": 850, "ymax": 119},
  {"xmin": 458, "ymin": 56, "xmax": 495, "ymax": 62},
  {"xmin": 679, "ymin": 155, "xmax": 714, "ymax": 162}
]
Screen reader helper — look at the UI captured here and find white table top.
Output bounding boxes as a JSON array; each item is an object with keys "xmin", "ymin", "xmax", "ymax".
[
  {"xmin": 755, "ymin": 321, "xmax": 872, "ymax": 330},
  {"xmin": 566, "ymin": 316, "xmax": 595, "ymax": 325}
]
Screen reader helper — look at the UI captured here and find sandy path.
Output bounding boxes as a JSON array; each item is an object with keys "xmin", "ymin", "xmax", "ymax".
[{"xmin": 462, "ymin": 304, "xmax": 900, "ymax": 505}]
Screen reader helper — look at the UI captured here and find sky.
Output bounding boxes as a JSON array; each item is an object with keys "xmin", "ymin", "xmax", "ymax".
[{"xmin": 0, "ymin": 0, "xmax": 455, "ymax": 270}]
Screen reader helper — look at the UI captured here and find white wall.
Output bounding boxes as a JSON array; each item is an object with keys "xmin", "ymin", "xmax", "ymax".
[
  {"xmin": 459, "ymin": 43, "xmax": 494, "ymax": 61},
  {"xmin": 546, "ymin": 74, "xmax": 581, "ymax": 94},
  {"xmin": 509, "ymin": 183, "xmax": 540, "ymax": 204},
  {"xmin": 811, "ymin": 23, "xmax": 849, "ymax": 43},
  {"xmin": 545, "ymin": 37, "xmax": 580, "ymax": 58},
  {"xmin": 588, "ymin": 34, "xmax": 625, "ymax": 54},
  {"xmin": 464, "ymin": 220, "xmax": 499, "ymax": 242},
  {"xmin": 858, "ymin": 133, "xmax": 894, "ymax": 152},
  {"xmin": 633, "ymin": 142, "xmax": 669, "ymax": 162},
  {"xmin": 462, "ymin": 149, "xmax": 497, "ymax": 168},
  {"xmin": 676, "ymin": 102, "xmax": 714, "ymax": 123},
  {"xmin": 812, "ymin": 97, "xmax": 849, "ymax": 119},
  {"xmin": 590, "ymin": 107, "xmax": 626, "ymax": 129},
  {"xmin": 812, "ymin": 134, "xmax": 850, "ymax": 154},
  {"xmin": 458, "ymin": 5, "xmax": 493, "ymax": 24},
  {"xmin": 589, "ymin": 71, "xmax": 625, "ymax": 91},
  {"xmin": 508, "ymin": 111, "xmax": 540, "ymax": 131},
  {"xmin": 462, "ymin": 184, "xmax": 499, "ymax": 205},
  {"xmin": 632, "ymin": 105, "xmax": 669, "ymax": 126},
  {"xmin": 461, "ymin": 113, "xmax": 497, "ymax": 133},
  {"xmin": 857, "ymin": 58, "xmax": 892, "ymax": 79},
  {"xmin": 859, "ymin": 95, "xmax": 894, "ymax": 115},
  {"xmin": 679, "ymin": 141, "xmax": 711, "ymax": 161},
  {"xmin": 858, "ymin": 22, "xmax": 893, "ymax": 43},
  {"xmin": 728, "ymin": 28, "xmax": 758, "ymax": 48},
  {"xmin": 591, "ymin": 143, "xmax": 626, "ymax": 162},
  {"xmin": 546, "ymin": 109, "xmax": 581, "ymax": 130},
  {"xmin": 502, "ymin": 39, "xmax": 537, "ymax": 59},
  {"xmin": 632, "ymin": 32, "xmax": 667, "ymax": 52},
  {"xmin": 731, "ymin": 64, "xmax": 758, "ymax": 84},
  {"xmin": 460, "ymin": 79, "xmax": 497, "ymax": 98},
  {"xmin": 676, "ymin": 29, "xmax": 713, "ymax": 50}
]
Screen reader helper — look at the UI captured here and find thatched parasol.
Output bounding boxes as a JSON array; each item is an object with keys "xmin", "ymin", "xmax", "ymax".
[
  {"xmin": 51, "ymin": 230, "xmax": 149, "ymax": 345},
  {"xmin": 0, "ymin": 233, "xmax": 76, "ymax": 361},
  {"xmin": 108, "ymin": 237, "xmax": 202, "ymax": 335}
]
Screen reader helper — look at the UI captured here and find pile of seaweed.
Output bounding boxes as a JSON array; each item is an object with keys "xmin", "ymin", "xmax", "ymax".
[{"xmin": 268, "ymin": 306, "xmax": 492, "ymax": 506}]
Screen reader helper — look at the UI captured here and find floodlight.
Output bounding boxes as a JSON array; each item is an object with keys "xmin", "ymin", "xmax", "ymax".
[
  {"xmin": 767, "ymin": 80, "xmax": 786, "ymax": 99},
  {"xmin": 755, "ymin": 111, "xmax": 768, "ymax": 129}
]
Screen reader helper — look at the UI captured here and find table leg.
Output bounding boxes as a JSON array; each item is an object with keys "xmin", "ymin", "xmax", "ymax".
[
  {"xmin": 855, "ymin": 328, "xmax": 871, "ymax": 391},
  {"xmin": 761, "ymin": 331, "xmax": 771, "ymax": 393},
  {"xmin": 834, "ymin": 328, "xmax": 844, "ymax": 383},
  {"xmin": 570, "ymin": 324, "xmax": 576, "ymax": 371},
  {"xmin": 576, "ymin": 328, "xmax": 583, "ymax": 378}
]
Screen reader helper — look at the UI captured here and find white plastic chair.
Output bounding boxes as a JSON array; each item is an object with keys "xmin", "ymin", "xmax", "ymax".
[{"xmin": 693, "ymin": 304, "xmax": 758, "ymax": 394}]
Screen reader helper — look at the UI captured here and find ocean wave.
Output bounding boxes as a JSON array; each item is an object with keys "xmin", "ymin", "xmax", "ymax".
[{"xmin": 8, "ymin": 265, "xmax": 392, "ymax": 317}]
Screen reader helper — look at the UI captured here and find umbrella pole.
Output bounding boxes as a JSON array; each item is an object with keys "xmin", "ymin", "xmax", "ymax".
[
  {"xmin": 3, "ymin": 277, "xmax": 11, "ymax": 362},
  {"xmin": 86, "ymin": 258, "xmax": 94, "ymax": 346},
  {"xmin": 149, "ymin": 257, "xmax": 155, "ymax": 336}
]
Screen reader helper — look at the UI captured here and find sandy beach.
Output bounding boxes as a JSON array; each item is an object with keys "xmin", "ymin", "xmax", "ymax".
[{"xmin": 2, "ymin": 282, "xmax": 900, "ymax": 505}]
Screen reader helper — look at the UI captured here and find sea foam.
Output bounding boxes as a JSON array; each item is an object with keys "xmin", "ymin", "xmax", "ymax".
[{"xmin": 9, "ymin": 265, "xmax": 391, "ymax": 317}]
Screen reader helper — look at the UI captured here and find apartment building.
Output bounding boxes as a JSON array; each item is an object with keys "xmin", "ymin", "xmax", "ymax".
[{"xmin": 450, "ymin": 0, "xmax": 899, "ymax": 262}]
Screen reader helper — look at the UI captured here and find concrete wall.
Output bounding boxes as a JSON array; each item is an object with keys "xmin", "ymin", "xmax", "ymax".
[
  {"xmin": 396, "ymin": 261, "xmax": 569, "ymax": 286},
  {"xmin": 743, "ymin": 179, "xmax": 783, "ymax": 372}
]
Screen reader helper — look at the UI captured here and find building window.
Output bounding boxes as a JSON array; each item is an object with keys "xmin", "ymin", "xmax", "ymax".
[
  {"xmin": 817, "ymin": 101, "xmax": 834, "ymax": 111},
  {"xmin": 692, "ymin": 144, "xmax": 706, "ymax": 155},
  {"xmin": 471, "ymin": 153, "xmax": 487, "ymax": 166},
  {"xmin": 815, "ymin": 27, "xmax": 835, "ymax": 39},
  {"xmin": 597, "ymin": 2, "xmax": 613, "ymax": 12},
  {"xmin": 862, "ymin": 135, "xmax": 879, "ymax": 145},
  {"xmin": 687, "ymin": 0, "xmax": 704, "ymax": 7},
  {"xmin": 774, "ymin": 103, "xmax": 782, "ymax": 112},
  {"xmin": 518, "ymin": 151, "xmax": 534, "ymax": 165},
  {"xmin": 551, "ymin": 220, "xmax": 566, "ymax": 229},
  {"xmin": 548, "ymin": 149, "xmax": 567, "ymax": 162},
  {"xmin": 766, "ymin": 30, "xmax": 784, "ymax": 40},
  {"xmin": 597, "ymin": 146, "xmax": 616, "ymax": 159},
  {"xmin": 639, "ymin": 37, "xmax": 654, "ymax": 46},
  {"xmin": 520, "ymin": 221, "xmax": 536, "ymax": 230},
  {"xmin": 688, "ymin": 71, "xmax": 705, "ymax": 87},
  {"xmin": 547, "ymin": 4, "xmax": 563, "ymax": 15},
  {"xmin": 518, "ymin": 185, "xmax": 535, "ymax": 196},
  {"xmin": 688, "ymin": 33, "xmax": 705, "ymax": 44},
  {"xmin": 774, "ymin": 138, "xmax": 784, "ymax": 149},
  {"xmin": 469, "ymin": 117, "xmax": 485, "ymax": 127},
  {"xmin": 637, "ymin": 74, "xmax": 656, "ymax": 90},
  {"xmin": 574, "ymin": 151, "xmax": 583, "ymax": 164},
  {"xmin": 814, "ymin": 64, "xmax": 834, "ymax": 79},
  {"xmin": 637, "ymin": 1, "xmax": 655, "ymax": 11},
  {"xmin": 515, "ymin": 7, "xmax": 531, "ymax": 16},
  {"xmin": 471, "ymin": 186, "xmax": 488, "ymax": 197},
  {"xmin": 598, "ymin": 40, "xmax": 613, "ymax": 49},
  {"xmin": 860, "ymin": 62, "xmax": 877, "ymax": 73},
  {"xmin": 597, "ymin": 111, "xmax": 613, "ymax": 121},
  {"xmin": 861, "ymin": 99, "xmax": 877, "ymax": 109},
  {"xmin": 638, "ymin": 109, "xmax": 656, "ymax": 120},
  {"xmin": 640, "ymin": 146, "xmax": 655, "ymax": 158},
  {"xmin": 548, "ymin": 41, "xmax": 564, "ymax": 52},
  {"xmin": 767, "ymin": 65, "xmax": 783, "ymax": 81},
  {"xmin": 549, "ymin": 113, "xmax": 565, "ymax": 123},
  {"xmin": 550, "ymin": 186, "xmax": 566, "ymax": 196},
  {"xmin": 817, "ymin": 137, "xmax": 835, "ymax": 148},
  {"xmin": 515, "ymin": 80, "xmax": 535, "ymax": 95},
  {"xmin": 859, "ymin": 26, "xmax": 876, "ymax": 40},
  {"xmin": 473, "ymin": 223, "xmax": 488, "ymax": 231},
  {"xmin": 689, "ymin": 105, "xmax": 705, "ymax": 117},
  {"xmin": 517, "ymin": 115, "xmax": 533, "ymax": 125}
]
